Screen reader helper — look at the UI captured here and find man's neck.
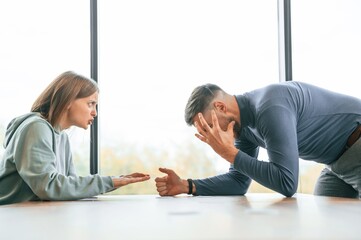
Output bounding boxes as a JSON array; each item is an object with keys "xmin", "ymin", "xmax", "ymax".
[{"xmin": 229, "ymin": 95, "xmax": 241, "ymax": 123}]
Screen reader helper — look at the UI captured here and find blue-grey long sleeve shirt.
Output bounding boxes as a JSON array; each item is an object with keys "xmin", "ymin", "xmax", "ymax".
[{"xmin": 194, "ymin": 81, "xmax": 361, "ymax": 197}]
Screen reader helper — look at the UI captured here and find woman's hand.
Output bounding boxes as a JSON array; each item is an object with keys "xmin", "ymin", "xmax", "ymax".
[{"xmin": 112, "ymin": 173, "xmax": 150, "ymax": 188}]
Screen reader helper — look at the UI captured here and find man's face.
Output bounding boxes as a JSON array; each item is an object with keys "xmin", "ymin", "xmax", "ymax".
[{"xmin": 192, "ymin": 110, "xmax": 241, "ymax": 138}]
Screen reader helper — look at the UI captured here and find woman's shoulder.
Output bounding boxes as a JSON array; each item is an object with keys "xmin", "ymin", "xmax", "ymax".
[
  {"xmin": 3, "ymin": 113, "xmax": 55, "ymax": 148},
  {"xmin": 7, "ymin": 112, "xmax": 54, "ymax": 137},
  {"xmin": 19, "ymin": 113, "xmax": 52, "ymax": 128}
]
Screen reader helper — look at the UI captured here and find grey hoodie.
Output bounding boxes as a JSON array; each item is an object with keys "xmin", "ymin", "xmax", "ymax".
[{"xmin": 0, "ymin": 113, "xmax": 114, "ymax": 205}]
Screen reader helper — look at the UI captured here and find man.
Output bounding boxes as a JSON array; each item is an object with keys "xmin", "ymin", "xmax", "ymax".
[{"xmin": 155, "ymin": 81, "xmax": 361, "ymax": 198}]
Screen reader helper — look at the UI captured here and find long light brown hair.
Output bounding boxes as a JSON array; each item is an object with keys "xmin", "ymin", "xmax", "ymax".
[{"xmin": 31, "ymin": 71, "xmax": 99, "ymax": 127}]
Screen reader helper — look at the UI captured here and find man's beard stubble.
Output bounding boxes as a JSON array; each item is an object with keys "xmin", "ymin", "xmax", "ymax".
[{"xmin": 228, "ymin": 117, "xmax": 241, "ymax": 139}]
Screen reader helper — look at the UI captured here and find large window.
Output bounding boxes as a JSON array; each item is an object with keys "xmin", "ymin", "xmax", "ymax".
[
  {"xmin": 97, "ymin": 1, "xmax": 279, "ymax": 194},
  {"xmin": 292, "ymin": 0, "xmax": 361, "ymax": 192},
  {"xmin": 292, "ymin": 0, "xmax": 361, "ymax": 97},
  {"xmin": 4, "ymin": 1, "xmax": 358, "ymax": 196},
  {"xmin": 0, "ymin": 1, "xmax": 91, "ymax": 173},
  {"xmin": 0, "ymin": 1, "xmax": 279, "ymax": 196}
]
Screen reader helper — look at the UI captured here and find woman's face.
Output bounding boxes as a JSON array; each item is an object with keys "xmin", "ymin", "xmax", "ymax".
[{"xmin": 65, "ymin": 91, "xmax": 98, "ymax": 130}]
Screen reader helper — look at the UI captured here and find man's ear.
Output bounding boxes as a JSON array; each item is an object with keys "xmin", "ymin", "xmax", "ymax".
[{"xmin": 213, "ymin": 101, "xmax": 227, "ymax": 113}]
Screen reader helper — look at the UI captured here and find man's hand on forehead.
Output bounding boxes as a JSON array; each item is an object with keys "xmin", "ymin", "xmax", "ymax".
[{"xmin": 194, "ymin": 110, "xmax": 238, "ymax": 163}]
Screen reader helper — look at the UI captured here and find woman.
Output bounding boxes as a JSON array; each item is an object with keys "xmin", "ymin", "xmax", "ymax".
[{"xmin": 0, "ymin": 71, "xmax": 150, "ymax": 205}]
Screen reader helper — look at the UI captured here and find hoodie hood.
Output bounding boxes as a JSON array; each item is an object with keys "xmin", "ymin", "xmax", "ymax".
[{"xmin": 3, "ymin": 112, "xmax": 44, "ymax": 148}]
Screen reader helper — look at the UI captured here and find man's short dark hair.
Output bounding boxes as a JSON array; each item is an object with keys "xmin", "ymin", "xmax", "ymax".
[{"xmin": 184, "ymin": 83, "xmax": 223, "ymax": 126}]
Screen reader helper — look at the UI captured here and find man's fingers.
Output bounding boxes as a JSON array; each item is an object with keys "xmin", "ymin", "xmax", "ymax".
[
  {"xmin": 194, "ymin": 121, "xmax": 207, "ymax": 137},
  {"xmin": 159, "ymin": 189, "xmax": 169, "ymax": 196},
  {"xmin": 157, "ymin": 186, "xmax": 167, "ymax": 192},
  {"xmin": 211, "ymin": 110, "xmax": 220, "ymax": 130},
  {"xmin": 154, "ymin": 176, "xmax": 167, "ymax": 183},
  {"xmin": 155, "ymin": 181, "xmax": 167, "ymax": 187},
  {"xmin": 195, "ymin": 133, "xmax": 207, "ymax": 143},
  {"xmin": 198, "ymin": 113, "xmax": 211, "ymax": 132},
  {"xmin": 227, "ymin": 121, "xmax": 235, "ymax": 133},
  {"xmin": 158, "ymin": 167, "xmax": 175, "ymax": 175}
]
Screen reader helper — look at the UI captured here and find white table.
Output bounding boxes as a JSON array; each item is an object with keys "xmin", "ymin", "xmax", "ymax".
[{"xmin": 1, "ymin": 193, "xmax": 360, "ymax": 240}]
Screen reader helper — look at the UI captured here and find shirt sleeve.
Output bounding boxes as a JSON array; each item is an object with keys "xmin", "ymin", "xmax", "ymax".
[
  {"xmin": 193, "ymin": 166, "xmax": 251, "ymax": 195},
  {"xmin": 191, "ymin": 131, "xmax": 257, "ymax": 196},
  {"xmin": 14, "ymin": 121, "xmax": 115, "ymax": 200},
  {"xmin": 234, "ymin": 106, "xmax": 299, "ymax": 197},
  {"xmin": 67, "ymin": 159, "xmax": 77, "ymax": 177}
]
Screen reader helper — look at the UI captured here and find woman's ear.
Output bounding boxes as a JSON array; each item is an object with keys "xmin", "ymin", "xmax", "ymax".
[{"xmin": 213, "ymin": 101, "xmax": 227, "ymax": 113}]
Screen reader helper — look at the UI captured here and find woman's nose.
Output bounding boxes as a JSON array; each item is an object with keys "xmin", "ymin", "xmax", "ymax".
[{"xmin": 92, "ymin": 107, "xmax": 97, "ymax": 117}]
